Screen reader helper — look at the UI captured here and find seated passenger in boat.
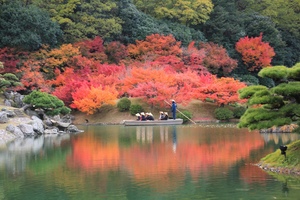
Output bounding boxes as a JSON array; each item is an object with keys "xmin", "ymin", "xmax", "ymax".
[
  {"xmin": 135, "ymin": 113, "xmax": 141, "ymax": 121},
  {"xmin": 140, "ymin": 112, "xmax": 147, "ymax": 121},
  {"xmin": 159, "ymin": 111, "xmax": 165, "ymax": 120},
  {"xmin": 146, "ymin": 113, "xmax": 154, "ymax": 121},
  {"xmin": 163, "ymin": 112, "xmax": 169, "ymax": 120}
]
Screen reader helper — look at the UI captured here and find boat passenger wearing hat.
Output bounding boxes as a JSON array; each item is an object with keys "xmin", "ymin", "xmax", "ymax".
[
  {"xmin": 171, "ymin": 99, "xmax": 177, "ymax": 120},
  {"xmin": 159, "ymin": 111, "xmax": 165, "ymax": 120},
  {"xmin": 135, "ymin": 113, "xmax": 141, "ymax": 121},
  {"xmin": 163, "ymin": 112, "xmax": 169, "ymax": 120},
  {"xmin": 146, "ymin": 113, "xmax": 154, "ymax": 121},
  {"xmin": 140, "ymin": 112, "xmax": 147, "ymax": 121}
]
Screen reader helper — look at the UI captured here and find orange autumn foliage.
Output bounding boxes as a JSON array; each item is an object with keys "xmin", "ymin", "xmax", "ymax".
[
  {"xmin": 174, "ymin": 71, "xmax": 213, "ymax": 104},
  {"xmin": 44, "ymin": 44, "xmax": 80, "ymax": 69},
  {"xmin": 128, "ymin": 34, "xmax": 182, "ymax": 60},
  {"xmin": 195, "ymin": 77, "xmax": 247, "ymax": 105},
  {"xmin": 71, "ymin": 85, "xmax": 118, "ymax": 114},
  {"xmin": 17, "ymin": 60, "xmax": 51, "ymax": 92},
  {"xmin": 122, "ymin": 66, "xmax": 178, "ymax": 106}
]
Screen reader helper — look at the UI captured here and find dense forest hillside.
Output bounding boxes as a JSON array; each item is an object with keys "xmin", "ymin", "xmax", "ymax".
[{"xmin": 0, "ymin": 0, "xmax": 299, "ymax": 126}]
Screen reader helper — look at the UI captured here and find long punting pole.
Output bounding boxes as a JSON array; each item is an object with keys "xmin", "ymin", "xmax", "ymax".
[{"xmin": 164, "ymin": 100, "xmax": 196, "ymax": 124}]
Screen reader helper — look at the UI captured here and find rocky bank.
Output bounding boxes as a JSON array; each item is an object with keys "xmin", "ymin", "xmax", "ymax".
[{"xmin": 0, "ymin": 92, "xmax": 82, "ymax": 147}]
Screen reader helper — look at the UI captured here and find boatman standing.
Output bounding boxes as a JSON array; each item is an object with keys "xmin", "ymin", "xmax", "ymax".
[{"xmin": 171, "ymin": 100, "xmax": 177, "ymax": 120}]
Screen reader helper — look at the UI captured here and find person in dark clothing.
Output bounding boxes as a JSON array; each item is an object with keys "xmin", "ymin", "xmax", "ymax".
[
  {"xmin": 140, "ymin": 112, "xmax": 147, "ymax": 121},
  {"xmin": 135, "ymin": 113, "xmax": 141, "ymax": 121},
  {"xmin": 171, "ymin": 100, "xmax": 177, "ymax": 120},
  {"xmin": 146, "ymin": 113, "xmax": 154, "ymax": 120},
  {"xmin": 163, "ymin": 112, "xmax": 169, "ymax": 120}
]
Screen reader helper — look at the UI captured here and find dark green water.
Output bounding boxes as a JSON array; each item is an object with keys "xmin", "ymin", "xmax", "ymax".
[{"xmin": 1, "ymin": 124, "xmax": 300, "ymax": 200}]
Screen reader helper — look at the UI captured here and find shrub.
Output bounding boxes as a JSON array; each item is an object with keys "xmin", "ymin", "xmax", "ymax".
[
  {"xmin": 117, "ymin": 97, "xmax": 131, "ymax": 112},
  {"xmin": 0, "ymin": 73, "xmax": 22, "ymax": 92},
  {"xmin": 233, "ymin": 106, "xmax": 246, "ymax": 118},
  {"xmin": 177, "ymin": 110, "xmax": 192, "ymax": 123},
  {"xmin": 129, "ymin": 104, "xmax": 144, "ymax": 115},
  {"xmin": 259, "ymin": 77, "xmax": 275, "ymax": 87},
  {"xmin": 240, "ymin": 74, "xmax": 259, "ymax": 85},
  {"xmin": 214, "ymin": 107, "xmax": 233, "ymax": 120},
  {"xmin": 23, "ymin": 90, "xmax": 71, "ymax": 116}
]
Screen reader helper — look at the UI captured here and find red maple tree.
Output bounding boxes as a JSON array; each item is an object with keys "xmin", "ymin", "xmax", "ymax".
[
  {"xmin": 17, "ymin": 60, "xmax": 51, "ymax": 92},
  {"xmin": 122, "ymin": 66, "xmax": 178, "ymax": 107},
  {"xmin": 200, "ymin": 42, "xmax": 238, "ymax": 76},
  {"xmin": 195, "ymin": 77, "xmax": 247, "ymax": 106},
  {"xmin": 127, "ymin": 34, "xmax": 182, "ymax": 61},
  {"xmin": 75, "ymin": 36, "xmax": 107, "ymax": 62},
  {"xmin": 235, "ymin": 33, "xmax": 275, "ymax": 71}
]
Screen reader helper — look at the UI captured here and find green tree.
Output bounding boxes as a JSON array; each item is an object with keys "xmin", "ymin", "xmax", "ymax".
[
  {"xmin": 23, "ymin": 90, "xmax": 71, "ymax": 116},
  {"xmin": 0, "ymin": 1, "xmax": 62, "ymax": 51},
  {"xmin": 238, "ymin": 63, "xmax": 300, "ymax": 131},
  {"xmin": 242, "ymin": 0, "xmax": 300, "ymax": 38},
  {"xmin": 199, "ymin": 1, "xmax": 245, "ymax": 57},
  {"xmin": 239, "ymin": 0, "xmax": 300, "ymax": 67},
  {"xmin": 117, "ymin": 0, "xmax": 206, "ymax": 45},
  {"xmin": 201, "ymin": 0, "xmax": 290, "ymax": 69},
  {"xmin": 133, "ymin": 0, "xmax": 213, "ymax": 26},
  {"xmin": 0, "ymin": 73, "xmax": 22, "ymax": 92},
  {"xmin": 31, "ymin": 0, "xmax": 122, "ymax": 43}
]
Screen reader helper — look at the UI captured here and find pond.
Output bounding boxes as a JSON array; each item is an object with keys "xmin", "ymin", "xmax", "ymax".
[{"xmin": 1, "ymin": 124, "xmax": 300, "ymax": 200}]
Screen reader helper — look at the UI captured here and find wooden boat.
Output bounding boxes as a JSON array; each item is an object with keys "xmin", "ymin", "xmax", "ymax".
[{"xmin": 122, "ymin": 119, "xmax": 183, "ymax": 126}]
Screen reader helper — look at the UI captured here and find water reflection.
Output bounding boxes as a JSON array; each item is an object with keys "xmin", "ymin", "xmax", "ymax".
[
  {"xmin": 282, "ymin": 180, "xmax": 289, "ymax": 197},
  {"xmin": 0, "ymin": 134, "xmax": 71, "ymax": 175},
  {"xmin": 160, "ymin": 126, "xmax": 169, "ymax": 142},
  {"xmin": 136, "ymin": 126, "xmax": 153, "ymax": 143},
  {"xmin": 260, "ymin": 132, "xmax": 300, "ymax": 144},
  {"xmin": 172, "ymin": 126, "xmax": 177, "ymax": 153},
  {"xmin": 2, "ymin": 125, "xmax": 300, "ymax": 200}
]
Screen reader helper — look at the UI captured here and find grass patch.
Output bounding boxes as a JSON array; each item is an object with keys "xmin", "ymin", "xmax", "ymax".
[{"xmin": 260, "ymin": 140, "xmax": 300, "ymax": 171}]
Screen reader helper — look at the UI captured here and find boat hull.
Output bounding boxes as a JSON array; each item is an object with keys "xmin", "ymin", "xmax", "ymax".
[{"xmin": 123, "ymin": 119, "xmax": 183, "ymax": 126}]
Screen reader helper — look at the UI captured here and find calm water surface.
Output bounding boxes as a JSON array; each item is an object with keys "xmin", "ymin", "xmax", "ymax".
[{"xmin": 1, "ymin": 124, "xmax": 300, "ymax": 200}]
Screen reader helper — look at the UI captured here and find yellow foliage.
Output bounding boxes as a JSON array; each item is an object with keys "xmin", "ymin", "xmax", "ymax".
[{"xmin": 45, "ymin": 44, "xmax": 80, "ymax": 68}]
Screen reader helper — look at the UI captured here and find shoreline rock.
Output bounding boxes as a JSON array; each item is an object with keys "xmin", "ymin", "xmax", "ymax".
[{"xmin": 256, "ymin": 162, "xmax": 300, "ymax": 176}]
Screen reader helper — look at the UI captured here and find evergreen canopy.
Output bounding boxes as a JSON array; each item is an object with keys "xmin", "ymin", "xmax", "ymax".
[{"xmin": 238, "ymin": 63, "xmax": 300, "ymax": 131}]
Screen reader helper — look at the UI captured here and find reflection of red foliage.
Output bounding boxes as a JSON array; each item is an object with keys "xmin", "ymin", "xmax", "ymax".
[
  {"xmin": 122, "ymin": 129, "xmax": 265, "ymax": 185},
  {"xmin": 67, "ymin": 128, "xmax": 267, "ymax": 190},
  {"xmin": 67, "ymin": 137, "xmax": 120, "ymax": 170},
  {"xmin": 239, "ymin": 164, "xmax": 268, "ymax": 185}
]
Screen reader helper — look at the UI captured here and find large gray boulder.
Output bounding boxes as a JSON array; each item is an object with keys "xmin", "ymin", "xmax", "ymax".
[
  {"xmin": 67, "ymin": 125, "xmax": 83, "ymax": 133},
  {"xmin": 13, "ymin": 93, "xmax": 24, "ymax": 108},
  {"xmin": 30, "ymin": 116, "xmax": 44, "ymax": 134},
  {"xmin": 60, "ymin": 114, "xmax": 73, "ymax": 123},
  {"xmin": 0, "ymin": 112, "xmax": 8, "ymax": 123},
  {"xmin": 18, "ymin": 124, "xmax": 35, "ymax": 137},
  {"xmin": 6, "ymin": 125, "xmax": 24, "ymax": 138},
  {"xmin": 4, "ymin": 99, "xmax": 12, "ymax": 107},
  {"xmin": 6, "ymin": 110, "xmax": 16, "ymax": 118}
]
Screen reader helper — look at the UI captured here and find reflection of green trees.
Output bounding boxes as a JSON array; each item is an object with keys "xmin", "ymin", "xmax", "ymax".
[
  {"xmin": 1, "ymin": 147, "xmax": 71, "ymax": 199},
  {"xmin": 28, "ymin": 147, "xmax": 71, "ymax": 174}
]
